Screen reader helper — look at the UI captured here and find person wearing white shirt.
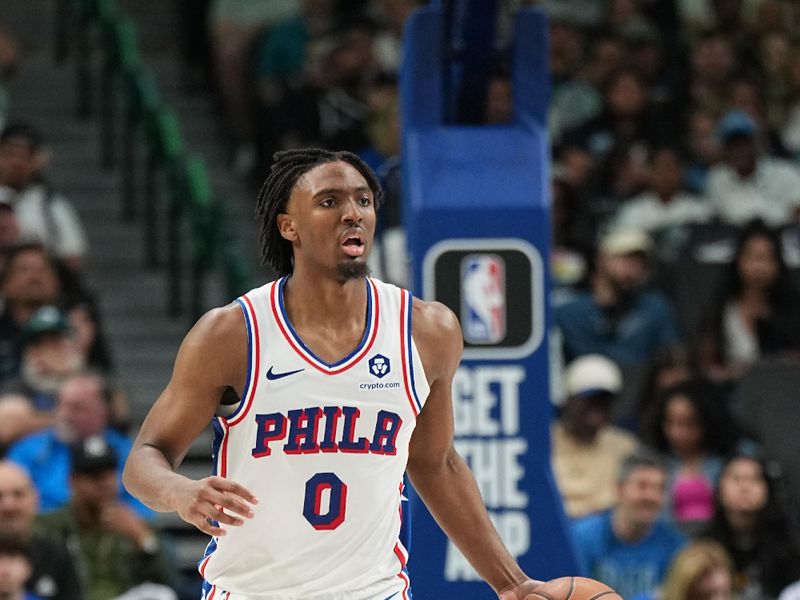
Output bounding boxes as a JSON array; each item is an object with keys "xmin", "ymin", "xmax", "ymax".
[
  {"xmin": 614, "ymin": 146, "xmax": 711, "ymax": 233},
  {"xmin": 706, "ymin": 110, "xmax": 800, "ymax": 227},
  {"xmin": 0, "ymin": 124, "xmax": 87, "ymax": 272}
]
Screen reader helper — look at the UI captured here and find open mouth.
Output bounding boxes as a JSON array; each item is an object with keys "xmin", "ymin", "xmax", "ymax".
[{"xmin": 342, "ymin": 234, "xmax": 365, "ymax": 257}]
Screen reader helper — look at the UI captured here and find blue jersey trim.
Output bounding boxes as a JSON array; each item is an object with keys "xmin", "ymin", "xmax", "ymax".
[
  {"xmin": 405, "ymin": 291, "xmax": 423, "ymax": 413},
  {"xmin": 223, "ymin": 298, "xmax": 254, "ymax": 423},
  {"xmin": 277, "ymin": 276, "xmax": 374, "ymax": 368}
]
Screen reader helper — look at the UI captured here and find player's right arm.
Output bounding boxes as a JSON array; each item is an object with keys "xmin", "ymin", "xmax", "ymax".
[{"xmin": 122, "ymin": 304, "xmax": 258, "ymax": 537}]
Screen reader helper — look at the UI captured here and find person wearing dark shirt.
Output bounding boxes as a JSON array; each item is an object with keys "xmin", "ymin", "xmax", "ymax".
[
  {"xmin": 37, "ymin": 437, "xmax": 176, "ymax": 600},
  {"xmin": 703, "ymin": 451, "xmax": 800, "ymax": 599},
  {"xmin": 0, "ymin": 460, "xmax": 79, "ymax": 600},
  {"xmin": 555, "ymin": 228, "xmax": 681, "ymax": 367}
]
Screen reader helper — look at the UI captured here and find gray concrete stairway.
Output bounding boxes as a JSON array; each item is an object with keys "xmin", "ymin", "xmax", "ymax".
[{"xmin": 1, "ymin": 0, "xmax": 262, "ymax": 581}]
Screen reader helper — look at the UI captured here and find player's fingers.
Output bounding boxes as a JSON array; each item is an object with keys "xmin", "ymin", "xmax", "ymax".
[
  {"xmin": 216, "ymin": 491, "xmax": 255, "ymax": 519},
  {"xmin": 206, "ymin": 505, "xmax": 245, "ymax": 527},
  {"xmin": 193, "ymin": 516, "xmax": 227, "ymax": 538},
  {"xmin": 211, "ymin": 477, "xmax": 259, "ymax": 504}
]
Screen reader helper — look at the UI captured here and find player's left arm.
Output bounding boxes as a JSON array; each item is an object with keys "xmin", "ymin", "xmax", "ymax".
[{"xmin": 406, "ymin": 299, "xmax": 540, "ymax": 599}]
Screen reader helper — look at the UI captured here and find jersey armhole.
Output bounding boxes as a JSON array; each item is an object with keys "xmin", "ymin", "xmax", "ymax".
[{"xmin": 217, "ymin": 297, "xmax": 260, "ymax": 425}]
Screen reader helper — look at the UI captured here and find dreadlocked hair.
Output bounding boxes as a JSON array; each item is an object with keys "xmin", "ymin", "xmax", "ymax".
[{"xmin": 255, "ymin": 148, "xmax": 384, "ymax": 276}]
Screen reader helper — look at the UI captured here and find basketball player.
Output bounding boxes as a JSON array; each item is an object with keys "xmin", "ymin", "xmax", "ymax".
[{"xmin": 123, "ymin": 149, "xmax": 540, "ymax": 599}]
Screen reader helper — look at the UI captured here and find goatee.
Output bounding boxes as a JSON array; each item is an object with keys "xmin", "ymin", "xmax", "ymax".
[{"xmin": 337, "ymin": 261, "xmax": 370, "ymax": 282}]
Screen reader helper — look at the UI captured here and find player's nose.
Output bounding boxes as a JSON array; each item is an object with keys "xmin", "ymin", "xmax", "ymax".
[{"xmin": 341, "ymin": 197, "xmax": 363, "ymax": 223}]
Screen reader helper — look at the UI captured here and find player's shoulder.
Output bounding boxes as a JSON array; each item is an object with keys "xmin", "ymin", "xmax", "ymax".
[
  {"xmin": 180, "ymin": 301, "xmax": 248, "ymax": 359},
  {"xmin": 411, "ymin": 296, "xmax": 461, "ymax": 338},
  {"xmin": 409, "ymin": 297, "xmax": 463, "ymax": 380}
]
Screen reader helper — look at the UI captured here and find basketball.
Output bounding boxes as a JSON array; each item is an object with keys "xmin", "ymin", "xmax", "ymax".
[{"xmin": 525, "ymin": 577, "xmax": 622, "ymax": 600}]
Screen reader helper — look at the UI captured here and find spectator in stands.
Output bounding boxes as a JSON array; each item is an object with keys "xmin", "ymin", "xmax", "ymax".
[
  {"xmin": 0, "ymin": 306, "xmax": 87, "ymax": 448},
  {"xmin": 254, "ymin": 0, "xmax": 335, "ymax": 161},
  {"xmin": 550, "ymin": 166, "xmax": 593, "ymax": 304},
  {"xmin": 634, "ymin": 345, "xmax": 693, "ymax": 434},
  {"xmin": 6, "ymin": 372, "xmax": 149, "ymax": 518},
  {"xmin": 552, "ymin": 354, "xmax": 639, "ymax": 519},
  {"xmin": 695, "ymin": 221, "xmax": 800, "ymax": 383},
  {"xmin": 0, "ymin": 244, "xmax": 62, "ymax": 383},
  {"xmin": 705, "ymin": 110, "xmax": 800, "ymax": 227},
  {"xmin": 555, "ymin": 228, "xmax": 681, "ymax": 367},
  {"xmin": 209, "ymin": 0, "xmax": 300, "ymax": 175},
  {"xmin": 66, "ymin": 302, "xmax": 112, "ymax": 375},
  {"xmin": 0, "ymin": 460, "xmax": 80, "ymax": 600},
  {"xmin": 0, "ymin": 534, "xmax": 42, "ymax": 600},
  {"xmin": 612, "ymin": 145, "xmax": 711, "ymax": 235},
  {"xmin": 643, "ymin": 380, "xmax": 739, "ymax": 535},
  {"xmin": 682, "ymin": 31, "xmax": 736, "ymax": 118},
  {"xmin": 727, "ymin": 75, "xmax": 790, "ymax": 158},
  {"xmin": 781, "ymin": 40, "xmax": 800, "ymax": 156},
  {"xmin": 369, "ymin": 0, "xmax": 419, "ymax": 73},
  {"xmin": 38, "ymin": 437, "xmax": 176, "ymax": 600},
  {"xmin": 703, "ymin": 450, "xmax": 800, "ymax": 599},
  {"xmin": 549, "ymin": 31, "xmax": 618, "ymax": 145},
  {"xmin": 633, "ymin": 540, "xmax": 734, "ymax": 600},
  {"xmin": 558, "ymin": 68, "xmax": 664, "ymax": 200},
  {"xmin": 2, "ymin": 307, "xmax": 85, "ymax": 414},
  {"xmin": 0, "ymin": 124, "xmax": 88, "ymax": 271},
  {"xmin": 484, "ymin": 69, "xmax": 513, "ymax": 125},
  {"xmin": 571, "ymin": 449, "xmax": 685, "ymax": 599},
  {"xmin": 684, "ymin": 108, "xmax": 721, "ymax": 194},
  {"xmin": 0, "ymin": 27, "xmax": 19, "ymax": 133},
  {"xmin": 0, "ymin": 187, "xmax": 21, "ymax": 267},
  {"xmin": 271, "ymin": 18, "xmax": 376, "ymax": 153}
]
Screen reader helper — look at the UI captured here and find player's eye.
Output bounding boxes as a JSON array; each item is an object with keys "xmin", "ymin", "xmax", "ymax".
[
  {"xmin": 320, "ymin": 198, "xmax": 335, "ymax": 207},
  {"xmin": 359, "ymin": 196, "xmax": 371, "ymax": 206}
]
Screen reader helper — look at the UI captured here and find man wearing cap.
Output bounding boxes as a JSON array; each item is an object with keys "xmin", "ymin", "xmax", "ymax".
[
  {"xmin": 36, "ymin": 436, "xmax": 176, "ymax": 600},
  {"xmin": 0, "ymin": 306, "xmax": 86, "ymax": 449},
  {"xmin": 551, "ymin": 354, "xmax": 639, "ymax": 519},
  {"xmin": 706, "ymin": 109, "xmax": 800, "ymax": 227},
  {"xmin": 554, "ymin": 228, "xmax": 681, "ymax": 367}
]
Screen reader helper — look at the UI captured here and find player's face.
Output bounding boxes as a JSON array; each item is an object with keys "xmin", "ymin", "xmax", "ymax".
[{"xmin": 280, "ymin": 161, "xmax": 376, "ymax": 278}]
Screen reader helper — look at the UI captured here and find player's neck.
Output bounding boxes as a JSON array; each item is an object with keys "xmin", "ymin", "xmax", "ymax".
[{"xmin": 283, "ymin": 270, "xmax": 368, "ymax": 330}]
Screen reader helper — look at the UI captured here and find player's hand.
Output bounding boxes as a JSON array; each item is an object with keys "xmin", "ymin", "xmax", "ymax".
[
  {"xmin": 498, "ymin": 578, "xmax": 544, "ymax": 600},
  {"xmin": 173, "ymin": 476, "xmax": 258, "ymax": 537}
]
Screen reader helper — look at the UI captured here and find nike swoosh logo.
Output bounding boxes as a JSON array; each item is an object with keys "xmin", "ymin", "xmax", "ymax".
[
  {"xmin": 384, "ymin": 593, "xmax": 399, "ymax": 600},
  {"xmin": 265, "ymin": 367, "xmax": 305, "ymax": 380}
]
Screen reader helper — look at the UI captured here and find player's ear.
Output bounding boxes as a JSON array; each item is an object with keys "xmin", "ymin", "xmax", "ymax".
[{"xmin": 277, "ymin": 213, "xmax": 297, "ymax": 242}]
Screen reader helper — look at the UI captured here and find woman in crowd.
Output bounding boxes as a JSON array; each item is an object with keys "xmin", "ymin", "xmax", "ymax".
[
  {"xmin": 696, "ymin": 220, "xmax": 800, "ymax": 382},
  {"xmin": 645, "ymin": 379, "xmax": 738, "ymax": 535},
  {"xmin": 704, "ymin": 451, "xmax": 800, "ymax": 599}
]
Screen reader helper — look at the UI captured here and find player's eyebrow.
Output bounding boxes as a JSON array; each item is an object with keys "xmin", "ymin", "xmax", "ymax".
[{"xmin": 313, "ymin": 186, "xmax": 372, "ymax": 198}]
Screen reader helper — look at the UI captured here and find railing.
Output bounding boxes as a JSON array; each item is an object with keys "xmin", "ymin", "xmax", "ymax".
[{"xmin": 54, "ymin": 0, "xmax": 253, "ymax": 322}]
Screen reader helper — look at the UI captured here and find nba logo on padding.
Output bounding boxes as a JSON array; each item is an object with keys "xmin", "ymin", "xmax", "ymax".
[
  {"xmin": 368, "ymin": 354, "xmax": 391, "ymax": 378},
  {"xmin": 461, "ymin": 254, "xmax": 506, "ymax": 344}
]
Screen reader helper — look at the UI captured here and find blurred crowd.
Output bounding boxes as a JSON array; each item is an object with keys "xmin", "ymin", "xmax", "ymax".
[{"xmin": 3, "ymin": 0, "xmax": 800, "ymax": 599}]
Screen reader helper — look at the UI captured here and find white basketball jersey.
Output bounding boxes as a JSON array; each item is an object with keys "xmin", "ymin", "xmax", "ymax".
[{"xmin": 199, "ymin": 277, "xmax": 429, "ymax": 600}]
